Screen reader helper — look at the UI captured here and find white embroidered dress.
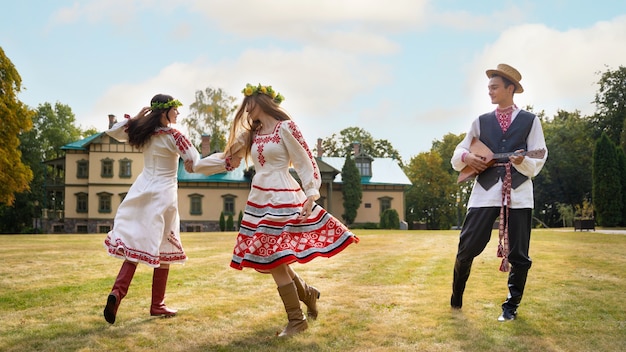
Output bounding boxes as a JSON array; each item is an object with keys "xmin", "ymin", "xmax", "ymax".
[
  {"xmin": 231, "ymin": 120, "xmax": 359, "ymax": 271},
  {"xmin": 104, "ymin": 117, "xmax": 228, "ymax": 267}
]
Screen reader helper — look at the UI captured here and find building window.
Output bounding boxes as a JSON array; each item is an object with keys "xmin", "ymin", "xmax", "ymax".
[
  {"xmin": 98, "ymin": 192, "xmax": 113, "ymax": 213},
  {"xmin": 101, "ymin": 158, "xmax": 114, "ymax": 178},
  {"xmin": 222, "ymin": 194, "xmax": 236, "ymax": 215},
  {"xmin": 77, "ymin": 160, "xmax": 89, "ymax": 178},
  {"xmin": 76, "ymin": 225, "xmax": 88, "ymax": 233},
  {"xmin": 379, "ymin": 197, "xmax": 392, "ymax": 214},
  {"xmin": 356, "ymin": 161, "xmax": 371, "ymax": 177},
  {"xmin": 189, "ymin": 194, "xmax": 203, "ymax": 215},
  {"xmin": 364, "ymin": 203, "xmax": 372, "ymax": 208},
  {"xmin": 119, "ymin": 192, "xmax": 127, "ymax": 203},
  {"xmin": 76, "ymin": 192, "xmax": 88, "ymax": 213},
  {"xmin": 99, "ymin": 225, "xmax": 111, "ymax": 233},
  {"xmin": 119, "ymin": 158, "xmax": 132, "ymax": 178}
]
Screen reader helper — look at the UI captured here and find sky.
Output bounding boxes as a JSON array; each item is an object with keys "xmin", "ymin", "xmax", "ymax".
[{"xmin": 2, "ymin": 0, "xmax": 626, "ymax": 162}]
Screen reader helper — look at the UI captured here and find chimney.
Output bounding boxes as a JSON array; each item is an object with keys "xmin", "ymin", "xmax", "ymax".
[
  {"xmin": 352, "ymin": 141, "xmax": 360, "ymax": 156},
  {"xmin": 317, "ymin": 138, "xmax": 323, "ymax": 157},
  {"xmin": 108, "ymin": 114, "xmax": 117, "ymax": 128},
  {"xmin": 201, "ymin": 134, "xmax": 211, "ymax": 157}
]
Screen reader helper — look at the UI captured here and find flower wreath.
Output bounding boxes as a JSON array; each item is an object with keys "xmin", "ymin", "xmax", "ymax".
[
  {"xmin": 151, "ymin": 99, "xmax": 183, "ymax": 110},
  {"xmin": 242, "ymin": 83, "xmax": 285, "ymax": 104}
]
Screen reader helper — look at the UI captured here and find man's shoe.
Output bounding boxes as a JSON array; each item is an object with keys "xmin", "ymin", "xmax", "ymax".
[
  {"xmin": 450, "ymin": 294, "xmax": 462, "ymax": 309},
  {"xmin": 498, "ymin": 308, "xmax": 517, "ymax": 322}
]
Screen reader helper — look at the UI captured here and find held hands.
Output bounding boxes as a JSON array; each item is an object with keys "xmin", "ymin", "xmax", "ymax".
[
  {"xmin": 229, "ymin": 155, "xmax": 243, "ymax": 169},
  {"xmin": 183, "ymin": 155, "xmax": 243, "ymax": 173},
  {"xmin": 297, "ymin": 196, "xmax": 315, "ymax": 223},
  {"xmin": 184, "ymin": 159, "xmax": 194, "ymax": 173}
]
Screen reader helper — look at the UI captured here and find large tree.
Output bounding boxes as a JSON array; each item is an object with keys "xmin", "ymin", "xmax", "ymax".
[
  {"xmin": 1, "ymin": 102, "xmax": 91, "ymax": 233},
  {"xmin": 341, "ymin": 154, "xmax": 362, "ymax": 225},
  {"xmin": 405, "ymin": 151, "xmax": 456, "ymax": 229},
  {"xmin": 592, "ymin": 133, "xmax": 622, "ymax": 226},
  {"xmin": 0, "ymin": 46, "xmax": 34, "ymax": 206},
  {"xmin": 591, "ymin": 65, "xmax": 626, "ymax": 146},
  {"xmin": 319, "ymin": 127, "xmax": 403, "ymax": 166},
  {"xmin": 533, "ymin": 109, "xmax": 595, "ymax": 227},
  {"xmin": 182, "ymin": 87, "xmax": 237, "ymax": 152}
]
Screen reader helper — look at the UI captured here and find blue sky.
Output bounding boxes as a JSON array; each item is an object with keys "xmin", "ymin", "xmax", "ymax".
[{"xmin": 2, "ymin": 0, "xmax": 626, "ymax": 161}]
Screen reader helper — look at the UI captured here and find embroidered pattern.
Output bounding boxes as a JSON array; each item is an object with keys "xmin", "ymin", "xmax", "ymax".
[
  {"xmin": 154, "ymin": 128, "xmax": 193, "ymax": 155},
  {"xmin": 254, "ymin": 123, "xmax": 282, "ymax": 166},
  {"xmin": 496, "ymin": 105, "xmax": 516, "ymax": 133},
  {"xmin": 286, "ymin": 121, "xmax": 319, "ymax": 180}
]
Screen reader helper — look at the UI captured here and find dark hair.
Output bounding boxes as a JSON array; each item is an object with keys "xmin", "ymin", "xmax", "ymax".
[
  {"xmin": 127, "ymin": 94, "xmax": 175, "ymax": 148},
  {"xmin": 491, "ymin": 74, "xmax": 516, "ymax": 91}
]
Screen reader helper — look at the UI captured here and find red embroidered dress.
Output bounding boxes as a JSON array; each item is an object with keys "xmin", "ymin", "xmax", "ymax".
[
  {"xmin": 104, "ymin": 118, "xmax": 229, "ymax": 267},
  {"xmin": 231, "ymin": 120, "xmax": 359, "ymax": 271}
]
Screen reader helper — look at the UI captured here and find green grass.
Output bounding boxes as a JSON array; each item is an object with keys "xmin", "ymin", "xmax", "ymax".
[{"xmin": 1, "ymin": 229, "xmax": 625, "ymax": 351}]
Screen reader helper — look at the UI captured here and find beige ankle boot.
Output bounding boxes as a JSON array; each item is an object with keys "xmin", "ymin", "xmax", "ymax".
[
  {"xmin": 277, "ymin": 281, "xmax": 308, "ymax": 337},
  {"xmin": 292, "ymin": 274, "xmax": 320, "ymax": 320}
]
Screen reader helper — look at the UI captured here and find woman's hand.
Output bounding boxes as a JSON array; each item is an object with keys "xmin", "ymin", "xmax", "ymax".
[
  {"xmin": 184, "ymin": 159, "xmax": 194, "ymax": 173},
  {"xmin": 297, "ymin": 196, "xmax": 315, "ymax": 223},
  {"xmin": 132, "ymin": 107, "xmax": 151, "ymax": 119}
]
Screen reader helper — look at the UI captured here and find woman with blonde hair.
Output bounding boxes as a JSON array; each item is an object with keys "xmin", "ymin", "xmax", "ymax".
[{"xmin": 192, "ymin": 84, "xmax": 359, "ymax": 336}]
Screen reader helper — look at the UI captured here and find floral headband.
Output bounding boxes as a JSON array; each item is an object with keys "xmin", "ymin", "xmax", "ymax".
[
  {"xmin": 242, "ymin": 83, "xmax": 285, "ymax": 104},
  {"xmin": 150, "ymin": 99, "xmax": 183, "ymax": 110}
]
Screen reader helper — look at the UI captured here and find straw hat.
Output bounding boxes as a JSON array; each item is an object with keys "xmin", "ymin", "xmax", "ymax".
[{"xmin": 486, "ymin": 64, "xmax": 524, "ymax": 93}]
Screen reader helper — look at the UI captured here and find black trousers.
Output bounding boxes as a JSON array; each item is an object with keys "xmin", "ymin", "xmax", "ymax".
[{"xmin": 456, "ymin": 207, "xmax": 533, "ymax": 270}]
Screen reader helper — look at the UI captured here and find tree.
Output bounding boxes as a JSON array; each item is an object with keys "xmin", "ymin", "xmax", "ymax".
[
  {"xmin": 617, "ymin": 147, "xmax": 626, "ymax": 226},
  {"xmin": 0, "ymin": 46, "xmax": 34, "ymax": 205},
  {"xmin": 238, "ymin": 210, "xmax": 243, "ymax": 230},
  {"xmin": 592, "ymin": 133, "xmax": 622, "ymax": 226},
  {"xmin": 341, "ymin": 154, "xmax": 362, "ymax": 225},
  {"xmin": 226, "ymin": 214, "xmax": 234, "ymax": 231},
  {"xmin": 591, "ymin": 65, "xmax": 626, "ymax": 146},
  {"xmin": 533, "ymin": 110, "xmax": 594, "ymax": 227},
  {"xmin": 405, "ymin": 151, "xmax": 456, "ymax": 229},
  {"xmin": 219, "ymin": 212, "xmax": 226, "ymax": 231},
  {"xmin": 182, "ymin": 87, "xmax": 237, "ymax": 152},
  {"xmin": 319, "ymin": 127, "xmax": 403, "ymax": 166},
  {"xmin": 380, "ymin": 208, "xmax": 400, "ymax": 229}
]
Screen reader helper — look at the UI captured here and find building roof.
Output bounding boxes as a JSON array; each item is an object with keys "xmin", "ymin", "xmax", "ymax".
[
  {"xmin": 60, "ymin": 135, "xmax": 410, "ymax": 186},
  {"xmin": 319, "ymin": 157, "xmax": 412, "ymax": 186},
  {"xmin": 61, "ymin": 133, "xmax": 104, "ymax": 151}
]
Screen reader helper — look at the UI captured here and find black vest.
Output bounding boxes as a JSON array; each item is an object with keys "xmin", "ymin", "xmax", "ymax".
[{"xmin": 476, "ymin": 110, "xmax": 535, "ymax": 190}]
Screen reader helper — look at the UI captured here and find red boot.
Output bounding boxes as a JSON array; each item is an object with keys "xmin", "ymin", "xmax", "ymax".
[
  {"xmin": 150, "ymin": 267, "xmax": 177, "ymax": 317},
  {"xmin": 104, "ymin": 261, "xmax": 137, "ymax": 324}
]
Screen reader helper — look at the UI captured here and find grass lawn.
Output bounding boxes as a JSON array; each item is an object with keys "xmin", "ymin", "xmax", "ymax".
[{"xmin": 0, "ymin": 229, "xmax": 625, "ymax": 352}]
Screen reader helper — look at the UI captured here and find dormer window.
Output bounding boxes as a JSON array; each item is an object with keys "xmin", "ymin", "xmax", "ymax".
[{"xmin": 355, "ymin": 154, "xmax": 373, "ymax": 177}]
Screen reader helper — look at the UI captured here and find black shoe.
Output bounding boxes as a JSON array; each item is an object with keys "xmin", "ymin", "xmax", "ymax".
[
  {"xmin": 498, "ymin": 308, "xmax": 517, "ymax": 322},
  {"xmin": 450, "ymin": 294, "xmax": 462, "ymax": 309}
]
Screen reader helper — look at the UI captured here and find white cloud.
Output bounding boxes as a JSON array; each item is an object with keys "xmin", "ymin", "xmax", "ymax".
[
  {"xmin": 83, "ymin": 45, "xmax": 390, "ymax": 134},
  {"xmin": 468, "ymin": 15, "xmax": 626, "ymax": 120}
]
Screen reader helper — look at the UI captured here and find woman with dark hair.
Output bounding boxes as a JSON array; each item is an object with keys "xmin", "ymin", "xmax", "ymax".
[
  {"xmin": 103, "ymin": 94, "xmax": 241, "ymax": 324},
  {"xmin": 190, "ymin": 84, "xmax": 359, "ymax": 337}
]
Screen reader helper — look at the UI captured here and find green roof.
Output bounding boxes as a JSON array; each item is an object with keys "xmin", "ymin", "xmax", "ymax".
[{"xmin": 61, "ymin": 133, "xmax": 103, "ymax": 151}]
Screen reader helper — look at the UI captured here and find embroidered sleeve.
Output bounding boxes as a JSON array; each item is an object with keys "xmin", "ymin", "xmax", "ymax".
[{"xmin": 280, "ymin": 121, "xmax": 321, "ymax": 199}]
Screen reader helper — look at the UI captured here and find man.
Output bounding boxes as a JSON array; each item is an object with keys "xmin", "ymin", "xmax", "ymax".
[{"xmin": 450, "ymin": 63, "xmax": 547, "ymax": 321}]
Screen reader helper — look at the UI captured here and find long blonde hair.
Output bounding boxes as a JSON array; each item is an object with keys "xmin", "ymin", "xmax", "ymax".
[{"xmin": 225, "ymin": 93, "xmax": 291, "ymax": 161}]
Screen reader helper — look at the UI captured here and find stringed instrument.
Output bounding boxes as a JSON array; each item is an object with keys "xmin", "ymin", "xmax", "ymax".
[{"xmin": 457, "ymin": 138, "xmax": 546, "ymax": 183}]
